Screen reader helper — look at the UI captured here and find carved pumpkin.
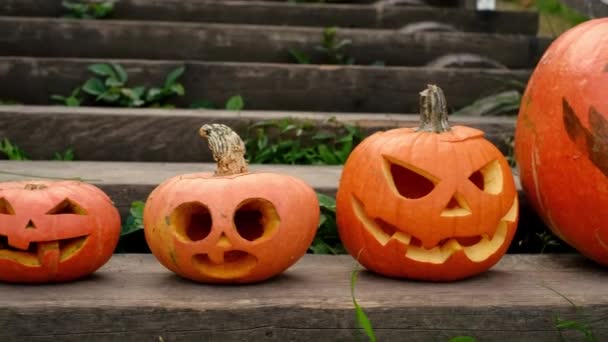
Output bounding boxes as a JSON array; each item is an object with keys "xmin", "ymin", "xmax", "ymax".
[
  {"xmin": 0, "ymin": 181, "xmax": 120, "ymax": 283},
  {"xmin": 336, "ymin": 85, "xmax": 518, "ymax": 281},
  {"xmin": 144, "ymin": 124, "xmax": 319, "ymax": 283},
  {"xmin": 515, "ymin": 19, "xmax": 608, "ymax": 266}
]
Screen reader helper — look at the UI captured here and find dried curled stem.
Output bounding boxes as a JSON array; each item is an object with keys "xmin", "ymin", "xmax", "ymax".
[
  {"xmin": 199, "ymin": 123, "xmax": 248, "ymax": 176},
  {"xmin": 417, "ymin": 84, "xmax": 451, "ymax": 133},
  {"xmin": 24, "ymin": 183, "xmax": 48, "ymax": 190}
]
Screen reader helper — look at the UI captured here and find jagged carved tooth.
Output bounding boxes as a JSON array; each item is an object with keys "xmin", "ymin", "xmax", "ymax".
[{"xmin": 391, "ymin": 231, "xmax": 411, "ymax": 244}]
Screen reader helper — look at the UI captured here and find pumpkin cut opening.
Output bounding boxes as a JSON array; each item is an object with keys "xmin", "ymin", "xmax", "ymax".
[
  {"xmin": 192, "ymin": 251, "xmax": 258, "ymax": 279},
  {"xmin": 172, "ymin": 202, "xmax": 212, "ymax": 242},
  {"xmin": 0, "ymin": 198, "xmax": 15, "ymax": 215},
  {"xmin": 234, "ymin": 198, "xmax": 280, "ymax": 242},
  {"xmin": 385, "ymin": 158, "xmax": 437, "ymax": 199},
  {"xmin": 46, "ymin": 199, "xmax": 88, "ymax": 215}
]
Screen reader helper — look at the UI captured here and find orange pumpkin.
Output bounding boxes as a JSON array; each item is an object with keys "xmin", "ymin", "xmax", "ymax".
[
  {"xmin": 0, "ymin": 181, "xmax": 120, "ymax": 283},
  {"xmin": 144, "ymin": 124, "xmax": 319, "ymax": 283},
  {"xmin": 515, "ymin": 19, "xmax": 608, "ymax": 266},
  {"xmin": 336, "ymin": 85, "xmax": 518, "ymax": 281}
]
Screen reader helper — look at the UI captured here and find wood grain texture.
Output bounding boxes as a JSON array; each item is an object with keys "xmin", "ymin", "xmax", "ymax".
[
  {"xmin": 0, "ymin": 161, "xmax": 342, "ymax": 219},
  {"xmin": 0, "ymin": 0, "xmax": 538, "ymax": 33},
  {"xmin": 0, "ymin": 106, "xmax": 516, "ymax": 162},
  {"xmin": 0, "ymin": 254, "xmax": 606, "ymax": 341},
  {"xmin": 0, "ymin": 17, "xmax": 549, "ymax": 68},
  {"xmin": 0, "ymin": 57, "xmax": 531, "ymax": 113},
  {"xmin": 0, "ymin": 161, "xmax": 535, "ymax": 229}
]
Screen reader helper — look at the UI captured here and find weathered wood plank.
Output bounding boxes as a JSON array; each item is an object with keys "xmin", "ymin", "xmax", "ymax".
[
  {"xmin": 0, "ymin": 57, "xmax": 531, "ymax": 113},
  {"xmin": 0, "ymin": 0, "xmax": 538, "ymax": 33},
  {"xmin": 0, "ymin": 254, "xmax": 606, "ymax": 341},
  {"xmin": 0, "ymin": 17, "xmax": 549, "ymax": 68},
  {"xmin": 0, "ymin": 161, "xmax": 538, "ymax": 230},
  {"xmin": 0, "ymin": 106, "xmax": 516, "ymax": 162},
  {"xmin": 0, "ymin": 161, "xmax": 343, "ymax": 218}
]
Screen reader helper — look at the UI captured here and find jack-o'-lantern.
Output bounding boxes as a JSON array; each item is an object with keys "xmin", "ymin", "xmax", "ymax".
[
  {"xmin": 0, "ymin": 181, "xmax": 120, "ymax": 283},
  {"xmin": 336, "ymin": 85, "xmax": 518, "ymax": 281},
  {"xmin": 515, "ymin": 18, "xmax": 608, "ymax": 266},
  {"xmin": 144, "ymin": 124, "xmax": 319, "ymax": 283}
]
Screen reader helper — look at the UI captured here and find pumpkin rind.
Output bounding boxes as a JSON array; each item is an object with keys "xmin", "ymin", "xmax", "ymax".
[
  {"xmin": 336, "ymin": 85, "xmax": 518, "ymax": 281},
  {"xmin": 0, "ymin": 181, "xmax": 121, "ymax": 283},
  {"xmin": 515, "ymin": 18, "xmax": 608, "ymax": 266}
]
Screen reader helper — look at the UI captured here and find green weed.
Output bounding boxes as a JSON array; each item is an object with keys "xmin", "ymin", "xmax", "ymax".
[
  {"xmin": 543, "ymin": 285, "xmax": 597, "ymax": 341},
  {"xmin": 0, "ymin": 138, "xmax": 74, "ymax": 161},
  {"xmin": 351, "ymin": 266, "xmax": 376, "ymax": 342},
  {"xmin": 0, "ymin": 138, "xmax": 28, "ymax": 160},
  {"xmin": 51, "ymin": 63, "xmax": 185, "ymax": 108},
  {"xmin": 310, "ymin": 193, "xmax": 345, "ymax": 255},
  {"xmin": 245, "ymin": 117, "xmax": 363, "ymax": 165},
  {"xmin": 62, "ymin": 0, "xmax": 115, "ymax": 19},
  {"xmin": 289, "ymin": 27, "xmax": 355, "ymax": 65}
]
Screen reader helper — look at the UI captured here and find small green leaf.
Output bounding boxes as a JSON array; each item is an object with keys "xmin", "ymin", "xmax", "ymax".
[
  {"xmin": 50, "ymin": 94, "xmax": 67, "ymax": 102},
  {"xmin": 82, "ymin": 78, "xmax": 106, "ymax": 96},
  {"xmin": 111, "ymin": 63, "xmax": 128, "ymax": 83},
  {"xmin": 169, "ymin": 83, "xmax": 185, "ymax": 96},
  {"xmin": 317, "ymin": 193, "xmax": 336, "ymax": 211},
  {"xmin": 146, "ymin": 88, "xmax": 163, "ymax": 102},
  {"xmin": 351, "ymin": 269, "xmax": 376, "ymax": 342},
  {"xmin": 88, "ymin": 64, "xmax": 116, "ymax": 78},
  {"xmin": 164, "ymin": 66, "xmax": 185, "ymax": 88},
  {"xmin": 225, "ymin": 95, "xmax": 245, "ymax": 110},
  {"xmin": 65, "ymin": 97, "xmax": 81, "ymax": 107},
  {"xmin": 121, "ymin": 201, "xmax": 145, "ymax": 236}
]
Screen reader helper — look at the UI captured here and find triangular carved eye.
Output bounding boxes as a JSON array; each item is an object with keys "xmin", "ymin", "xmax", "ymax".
[
  {"xmin": 469, "ymin": 160, "xmax": 503, "ymax": 195},
  {"xmin": 0, "ymin": 198, "xmax": 15, "ymax": 215},
  {"xmin": 47, "ymin": 199, "xmax": 88, "ymax": 215},
  {"xmin": 385, "ymin": 157, "xmax": 438, "ymax": 199}
]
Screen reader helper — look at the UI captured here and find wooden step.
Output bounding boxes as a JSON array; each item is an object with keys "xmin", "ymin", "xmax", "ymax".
[
  {"xmin": 0, "ymin": 106, "xmax": 516, "ymax": 162},
  {"xmin": 0, "ymin": 0, "xmax": 538, "ymax": 33},
  {"xmin": 0, "ymin": 17, "xmax": 549, "ymax": 68},
  {"xmin": 1, "ymin": 254, "xmax": 606, "ymax": 341},
  {"xmin": 0, "ymin": 160, "xmax": 545, "ymax": 233},
  {"xmin": 0, "ymin": 161, "xmax": 342, "ymax": 218},
  {"xmin": 0, "ymin": 57, "xmax": 531, "ymax": 113}
]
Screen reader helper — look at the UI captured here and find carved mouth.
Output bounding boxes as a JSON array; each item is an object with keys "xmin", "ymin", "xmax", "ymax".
[
  {"xmin": 192, "ymin": 250, "xmax": 258, "ymax": 279},
  {"xmin": 352, "ymin": 197, "xmax": 518, "ymax": 264},
  {"xmin": 0, "ymin": 235, "xmax": 89, "ymax": 266}
]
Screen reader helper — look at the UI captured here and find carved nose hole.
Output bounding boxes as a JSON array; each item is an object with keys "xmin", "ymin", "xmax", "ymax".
[
  {"xmin": 172, "ymin": 202, "xmax": 212, "ymax": 242},
  {"xmin": 216, "ymin": 233, "xmax": 232, "ymax": 248},
  {"xmin": 441, "ymin": 194, "xmax": 471, "ymax": 217},
  {"xmin": 25, "ymin": 220, "xmax": 37, "ymax": 229}
]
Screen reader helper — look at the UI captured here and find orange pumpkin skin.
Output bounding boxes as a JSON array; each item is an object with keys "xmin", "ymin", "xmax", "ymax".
[
  {"xmin": 515, "ymin": 19, "xmax": 608, "ymax": 266},
  {"xmin": 0, "ymin": 181, "xmax": 121, "ymax": 283},
  {"xmin": 336, "ymin": 125, "xmax": 518, "ymax": 281},
  {"xmin": 143, "ymin": 172, "xmax": 319, "ymax": 283}
]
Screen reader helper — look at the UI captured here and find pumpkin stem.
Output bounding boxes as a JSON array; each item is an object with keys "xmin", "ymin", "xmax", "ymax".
[
  {"xmin": 24, "ymin": 183, "xmax": 47, "ymax": 190},
  {"xmin": 199, "ymin": 123, "xmax": 249, "ymax": 176},
  {"xmin": 417, "ymin": 84, "xmax": 451, "ymax": 133}
]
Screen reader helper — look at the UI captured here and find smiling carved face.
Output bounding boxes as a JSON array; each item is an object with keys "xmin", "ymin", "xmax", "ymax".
[
  {"xmin": 0, "ymin": 181, "xmax": 120, "ymax": 283},
  {"xmin": 336, "ymin": 125, "xmax": 519, "ymax": 281}
]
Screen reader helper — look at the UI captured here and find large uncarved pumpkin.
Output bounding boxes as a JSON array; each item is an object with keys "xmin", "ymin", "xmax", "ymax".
[{"xmin": 515, "ymin": 18, "xmax": 608, "ymax": 266}]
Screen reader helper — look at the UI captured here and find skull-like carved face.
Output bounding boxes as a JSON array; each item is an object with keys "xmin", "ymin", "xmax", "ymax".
[
  {"xmin": 0, "ymin": 181, "xmax": 120, "ymax": 283},
  {"xmin": 336, "ymin": 126, "xmax": 518, "ymax": 281},
  {"xmin": 144, "ymin": 172, "xmax": 319, "ymax": 283}
]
